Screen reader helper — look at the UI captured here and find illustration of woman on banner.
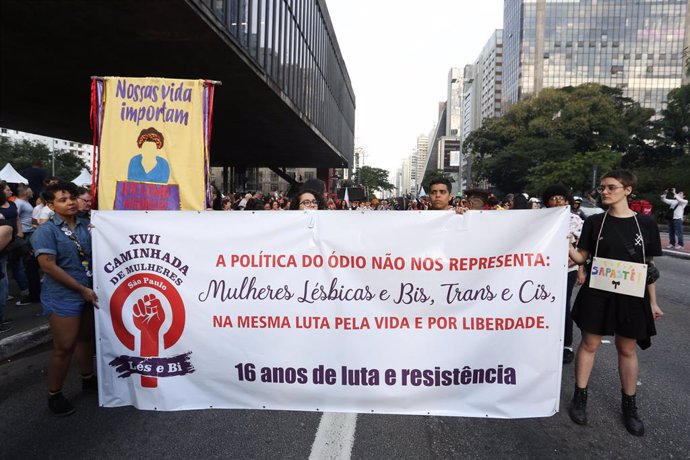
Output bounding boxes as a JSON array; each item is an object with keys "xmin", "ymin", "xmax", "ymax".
[{"xmin": 127, "ymin": 127, "xmax": 170, "ymax": 184}]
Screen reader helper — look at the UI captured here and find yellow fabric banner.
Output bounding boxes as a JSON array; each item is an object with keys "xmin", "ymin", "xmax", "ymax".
[{"xmin": 98, "ymin": 77, "xmax": 206, "ymax": 210}]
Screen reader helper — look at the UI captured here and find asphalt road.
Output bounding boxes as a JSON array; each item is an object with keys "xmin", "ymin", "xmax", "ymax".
[{"xmin": 1, "ymin": 257, "xmax": 688, "ymax": 459}]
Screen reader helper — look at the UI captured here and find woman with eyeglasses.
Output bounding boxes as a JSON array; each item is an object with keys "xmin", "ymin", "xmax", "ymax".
[
  {"xmin": 567, "ymin": 170, "xmax": 663, "ymax": 437},
  {"xmin": 542, "ymin": 184, "xmax": 583, "ymax": 366},
  {"xmin": 290, "ymin": 189, "xmax": 326, "ymax": 210}
]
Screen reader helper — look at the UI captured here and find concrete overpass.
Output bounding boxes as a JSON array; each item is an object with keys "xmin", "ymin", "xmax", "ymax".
[{"xmin": 0, "ymin": 0, "xmax": 355, "ymax": 170}]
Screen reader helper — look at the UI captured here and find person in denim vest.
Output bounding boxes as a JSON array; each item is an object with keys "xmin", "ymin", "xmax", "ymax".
[{"xmin": 31, "ymin": 181, "xmax": 98, "ymax": 416}]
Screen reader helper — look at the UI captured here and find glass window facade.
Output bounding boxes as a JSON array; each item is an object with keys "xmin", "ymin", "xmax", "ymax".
[
  {"xmin": 202, "ymin": 0, "xmax": 355, "ymax": 162},
  {"xmin": 480, "ymin": 30, "xmax": 503, "ymax": 122},
  {"xmin": 503, "ymin": 0, "xmax": 688, "ymax": 114}
]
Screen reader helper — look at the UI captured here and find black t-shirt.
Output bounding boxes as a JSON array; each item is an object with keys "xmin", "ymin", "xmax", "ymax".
[
  {"xmin": 574, "ymin": 212, "xmax": 662, "ymax": 345},
  {"xmin": 22, "ymin": 167, "xmax": 47, "ymax": 195},
  {"xmin": 578, "ymin": 212, "xmax": 662, "ymax": 276},
  {"xmin": 0, "ymin": 201, "xmax": 19, "ymax": 235}
]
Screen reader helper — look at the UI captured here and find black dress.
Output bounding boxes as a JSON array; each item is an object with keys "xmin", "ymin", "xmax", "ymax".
[{"xmin": 571, "ymin": 212, "xmax": 662, "ymax": 344}]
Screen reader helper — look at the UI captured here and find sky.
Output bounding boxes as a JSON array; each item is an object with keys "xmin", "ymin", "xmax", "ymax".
[{"xmin": 325, "ymin": 0, "xmax": 505, "ymax": 179}]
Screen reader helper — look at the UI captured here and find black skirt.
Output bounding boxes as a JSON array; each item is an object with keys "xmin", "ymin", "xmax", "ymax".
[{"xmin": 571, "ymin": 284, "xmax": 656, "ymax": 344}]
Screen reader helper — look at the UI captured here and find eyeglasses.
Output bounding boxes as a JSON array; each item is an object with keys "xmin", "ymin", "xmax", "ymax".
[
  {"xmin": 596, "ymin": 185, "xmax": 625, "ymax": 193},
  {"xmin": 548, "ymin": 195, "xmax": 567, "ymax": 202},
  {"xmin": 78, "ymin": 197, "xmax": 92, "ymax": 204},
  {"xmin": 299, "ymin": 200, "xmax": 318, "ymax": 207}
]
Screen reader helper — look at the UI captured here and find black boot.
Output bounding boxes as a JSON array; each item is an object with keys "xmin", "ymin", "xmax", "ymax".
[
  {"xmin": 621, "ymin": 391, "xmax": 644, "ymax": 436},
  {"xmin": 568, "ymin": 386, "xmax": 588, "ymax": 425},
  {"xmin": 81, "ymin": 373, "xmax": 98, "ymax": 392}
]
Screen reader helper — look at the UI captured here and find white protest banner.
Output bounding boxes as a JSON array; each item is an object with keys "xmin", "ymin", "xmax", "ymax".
[{"xmin": 93, "ymin": 207, "xmax": 570, "ymax": 418}]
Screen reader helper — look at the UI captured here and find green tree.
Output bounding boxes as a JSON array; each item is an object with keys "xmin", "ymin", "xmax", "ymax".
[
  {"xmin": 526, "ymin": 150, "xmax": 621, "ymax": 195},
  {"xmin": 659, "ymin": 84, "xmax": 690, "ymax": 152},
  {"xmin": 0, "ymin": 138, "xmax": 89, "ymax": 183},
  {"xmin": 354, "ymin": 165, "xmax": 394, "ymax": 194},
  {"xmin": 484, "ymin": 137, "xmax": 576, "ymax": 192},
  {"xmin": 462, "ymin": 84, "xmax": 655, "ymax": 193},
  {"xmin": 463, "ymin": 116, "xmax": 513, "ymax": 182}
]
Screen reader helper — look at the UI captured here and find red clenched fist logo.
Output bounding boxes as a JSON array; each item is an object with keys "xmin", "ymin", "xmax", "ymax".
[
  {"xmin": 133, "ymin": 294, "xmax": 165, "ymax": 332},
  {"xmin": 133, "ymin": 294, "xmax": 165, "ymax": 388},
  {"xmin": 110, "ymin": 274, "xmax": 186, "ymax": 390}
]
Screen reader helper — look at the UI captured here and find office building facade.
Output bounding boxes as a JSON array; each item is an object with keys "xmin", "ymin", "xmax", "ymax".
[
  {"xmin": 503, "ymin": 0, "xmax": 690, "ymax": 113},
  {"xmin": 447, "ymin": 68, "xmax": 464, "ymax": 137},
  {"xmin": 480, "ymin": 30, "xmax": 504, "ymax": 122}
]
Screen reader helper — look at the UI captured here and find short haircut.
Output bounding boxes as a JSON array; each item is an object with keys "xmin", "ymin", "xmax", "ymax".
[
  {"xmin": 77, "ymin": 186, "xmax": 91, "ymax": 197},
  {"xmin": 16, "ymin": 183, "xmax": 30, "ymax": 196},
  {"xmin": 44, "ymin": 181, "xmax": 80, "ymax": 201},
  {"xmin": 429, "ymin": 176, "xmax": 452, "ymax": 193},
  {"xmin": 600, "ymin": 169, "xmax": 637, "ymax": 188}
]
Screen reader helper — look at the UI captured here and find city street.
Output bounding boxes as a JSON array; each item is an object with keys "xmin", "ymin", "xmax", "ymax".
[{"xmin": 1, "ymin": 256, "xmax": 688, "ymax": 459}]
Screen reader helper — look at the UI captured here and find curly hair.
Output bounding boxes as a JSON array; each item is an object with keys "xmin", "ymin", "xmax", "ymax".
[
  {"xmin": 541, "ymin": 183, "xmax": 573, "ymax": 207},
  {"xmin": 137, "ymin": 127, "xmax": 164, "ymax": 149},
  {"xmin": 290, "ymin": 189, "xmax": 326, "ymax": 210}
]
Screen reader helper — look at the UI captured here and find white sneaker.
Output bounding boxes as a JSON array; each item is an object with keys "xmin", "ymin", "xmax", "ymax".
[
  {"xmin": 665, "ymin": 244, "xmax": 675, "ymax": 249},
  {"xmin": 675, "ymin": 245, "xmax": 684, "ymax": 250}
]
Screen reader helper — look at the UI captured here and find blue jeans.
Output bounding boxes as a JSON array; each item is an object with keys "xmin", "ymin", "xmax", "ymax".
[
  {"xmin": 0, "ymin": 256, "xmax": 7, "ymax": 323},
  {"xmin": 669, "ymin": 219, "xmax": 684, "ymax": 247},
  {"xmin": 10, "ymin": 256, "xmax": 28, "ymax": 292}
]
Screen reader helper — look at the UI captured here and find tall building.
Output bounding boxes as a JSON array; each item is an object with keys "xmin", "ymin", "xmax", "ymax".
[
  {"xmin": 409, "ymin": 152, "xmax": 419, "ymax": 194},
  {"xmin": 503, "ymin": 0, "xmax": 690, "ymax": 113},
  {"xmin": 446, "ymin": 68, "xmax": 464, "ymax": 137},
  {"xmin": 461, "ymin": 63, "xmax": 481, "ymax": 188},
  {"xmin": 419, "ymin": 106, "xmax": 447, "ymax": 185},
  {"xmin": 416, "ymin": 69, "xmax": 467, "ymax": 192},
  {"xmin": 462, "ymin": 64, "xmax": 482, "ymax": 143},
  {"xmin": 456, "ymin": 30, "xmax": 505, "ymax": 189},
  {"xmin": 415, "ymin": 134, "xmax": 429, "ymax": 188},
  {"xmin": 480, "ymin": 30, "xmax": 504, "ymax": 122},
  {"xmin": 401, "ymin": 157, "xmax": 411, "ymax": 195}
]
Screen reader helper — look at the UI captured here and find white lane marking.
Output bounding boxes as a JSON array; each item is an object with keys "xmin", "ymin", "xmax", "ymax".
[{"xmin": 309, "ymin": 412, "xmax": 357, "ymax": 460}]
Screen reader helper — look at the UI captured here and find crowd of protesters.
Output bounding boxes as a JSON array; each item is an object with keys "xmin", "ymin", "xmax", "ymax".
[
  {"xmin": 208, "ymin": 185, "xmax": 530, "ymax": 212},
  {"xmin": 1, "ymin": 176, "xmax": 94, "ymax": 321}
]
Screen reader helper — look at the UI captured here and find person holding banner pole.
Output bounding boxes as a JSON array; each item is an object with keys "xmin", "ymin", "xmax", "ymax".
[
  {"xmin": 291, "ymin": 189, "xmax": 326, "ymax": 210},
  {"xmin": 31, "ymin": 181, "xmax": 99, "ymax": 417},
  {"xmin": 567, "ymin": 170, "xmax": 663, "ymax": 437},
  {"xmin": 541, "ymin": 184, "xmax": 583, "ymax": 365},
  {"xmin": 428, "ymin": 177, "xmax": 453, "ymax": 211},
  {"xmin": 428, "ymin": 177, "xmax": 467, "ymax": 213}
]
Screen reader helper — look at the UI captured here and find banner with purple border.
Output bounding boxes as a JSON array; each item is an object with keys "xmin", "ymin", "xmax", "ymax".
[{"xmin": 93, "ymin": 208, "xmax": 570, "ymax": 417}]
